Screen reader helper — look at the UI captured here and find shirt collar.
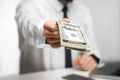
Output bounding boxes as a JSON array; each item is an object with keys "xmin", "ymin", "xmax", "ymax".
[
  {"xmin": 49, "ymin": 0, "xmax": 73, "ymax": 12},
  {"xmin": 53, "ymin": 0, "xmax": 63, "ymax": 12},
  {"xmin": 50, "ymin": 0, "xmax": 64, "ymax": 12}
]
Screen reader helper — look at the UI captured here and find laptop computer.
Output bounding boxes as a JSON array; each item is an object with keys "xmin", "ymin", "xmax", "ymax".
[{"xmin": 90, "ymin": 62, "xmax": 120, "ymax": 80}]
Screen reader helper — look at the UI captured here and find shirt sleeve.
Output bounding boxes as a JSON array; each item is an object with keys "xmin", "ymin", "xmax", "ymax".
[
  {"xmin": 15, "ymin": 0, "xmax": 46, "ymax": 48},
  {"xmin": 81, "ymin": 5, "xmax": 104, "ymax": 68}
]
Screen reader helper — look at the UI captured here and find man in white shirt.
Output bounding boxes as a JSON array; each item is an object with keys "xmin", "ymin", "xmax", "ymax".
[{"xmin": 15, "ymin": 0, "xmax": 104, "ymax": 74}]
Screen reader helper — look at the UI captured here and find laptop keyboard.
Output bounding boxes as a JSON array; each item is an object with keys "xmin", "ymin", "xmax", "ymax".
[
  {"xmin": 90, "ymin": 69, "xmax": 120, "ymax": 80},
  {"xmin": 111, "ymin": 69, "xmax": 120, "ymax": 76},
  {"xmin": 90, "ymin": 74, "xmax": 120, "ymax": 80}
]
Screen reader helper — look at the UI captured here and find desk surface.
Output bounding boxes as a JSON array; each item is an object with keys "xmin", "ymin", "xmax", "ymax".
[
  {"xmin": 0, "ymin": 68, "xmax": 91, "ymax": 80},
  {"xmin": 1, "ymin": 63, "xmax": 119, "ymax": 80}
]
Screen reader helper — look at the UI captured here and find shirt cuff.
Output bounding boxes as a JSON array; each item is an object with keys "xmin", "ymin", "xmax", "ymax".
[{"xmin": 90, "ymin": 54, "xmax": 100, "ymax": 64}]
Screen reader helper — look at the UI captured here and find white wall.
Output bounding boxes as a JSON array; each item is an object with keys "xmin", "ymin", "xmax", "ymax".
[
  {"xmin": 79, "ymin": 0, "xmax": 120, "ymax": 62},
  {"xmin": 0, "ymin": 0, "xmax": 20, "ymax": 77}
]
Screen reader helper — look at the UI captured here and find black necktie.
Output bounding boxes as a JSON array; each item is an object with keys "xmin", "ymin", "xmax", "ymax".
[
  {"xmin": 62, "ymin": 5, "xmax": 72, "ymax": 68},
  {"xmin": 62, "ymin": 5, "xmax": 68, "ymax": 18}
]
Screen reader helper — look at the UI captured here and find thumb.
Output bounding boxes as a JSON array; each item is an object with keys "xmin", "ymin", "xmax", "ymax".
[{"xmin": 61, "ymin": 18, "xmax": 70, "ymax": 23}]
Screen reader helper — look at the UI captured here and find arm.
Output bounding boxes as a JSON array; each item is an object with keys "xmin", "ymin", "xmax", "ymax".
[
  {"xmin": 15, "ymin": 0, "xmax": 46, "ymax": 47},
  {"xmin": 74, "ymin": 5, "xmax": 104, "ymax": 72},
  {"xmin": 83, "ymin": 7, "xmax": 104, "ymax": 68}
]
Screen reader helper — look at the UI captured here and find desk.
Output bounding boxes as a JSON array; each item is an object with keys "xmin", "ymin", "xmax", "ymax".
[
  {"xmin": 0, "ymin": 63, "xmax": 120, "ymax": 80},
  {"xmin": 0, "ymin": 68, "xmax": 91, "ymax": 80}
]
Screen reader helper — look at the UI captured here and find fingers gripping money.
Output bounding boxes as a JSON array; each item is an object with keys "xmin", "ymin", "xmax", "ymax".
[{"xmin": 44, "ymin": 18, "xmax": 92, "ymax": 51}]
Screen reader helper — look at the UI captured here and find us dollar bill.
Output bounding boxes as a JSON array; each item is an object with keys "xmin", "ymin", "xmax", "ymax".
[{"xmin": 57, "ymin": 21, "xmax": 91, "ymax": 52}]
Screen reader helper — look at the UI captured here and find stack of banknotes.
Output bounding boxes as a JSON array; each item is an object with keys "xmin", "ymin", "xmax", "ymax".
[{"xmin": 57, "ymin": 21, "xmax": 92, "ymax": 52}]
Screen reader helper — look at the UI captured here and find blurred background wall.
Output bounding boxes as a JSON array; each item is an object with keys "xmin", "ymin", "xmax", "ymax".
[{"xmin": 0, "ymin": 0, "xmax": 120, "ymax": 77}]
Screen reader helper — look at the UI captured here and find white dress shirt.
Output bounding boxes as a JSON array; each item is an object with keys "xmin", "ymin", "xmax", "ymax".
[{"xmin": 15, "ymin": 0, "xmax": 104, "ymax": 74}]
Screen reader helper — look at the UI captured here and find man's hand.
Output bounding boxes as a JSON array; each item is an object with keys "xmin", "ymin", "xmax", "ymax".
[
  {"xmin": 74, "ymin": 54, "xmax": 98, "ymax": 72},
  {"xmin": 43, "ymin": 18, "xmax": 70, "ymax": 48}
]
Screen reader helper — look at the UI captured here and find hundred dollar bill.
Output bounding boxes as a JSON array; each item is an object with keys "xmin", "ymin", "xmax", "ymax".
[{"xmin": 57, "ymin": 21, "xmax": 92, "ymax": 52}]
